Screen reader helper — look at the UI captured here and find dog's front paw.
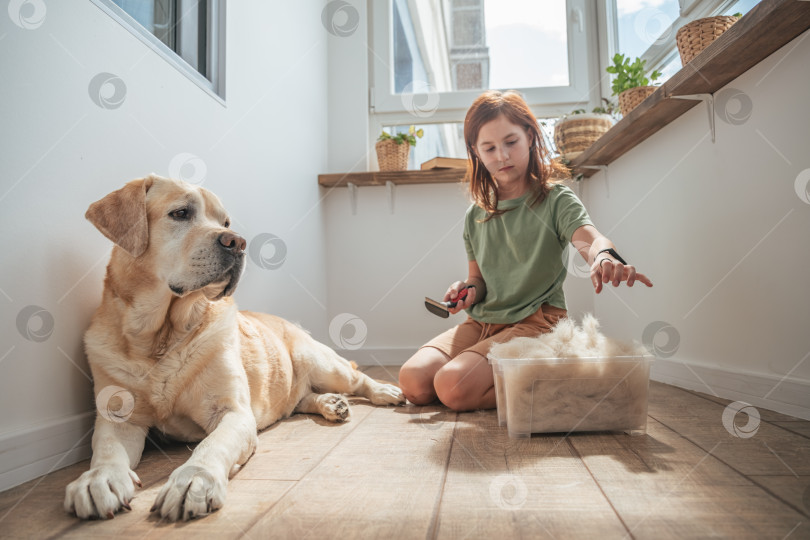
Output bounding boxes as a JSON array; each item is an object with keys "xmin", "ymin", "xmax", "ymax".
[
  {"xmin": 64, "ymin": 465, "xmax": 141, "ymax": 519},
  {"xmin": 151, "ymin": 464, "xmax": 226, "ymax": 521},
  {"xmin": 369, "ymin": 383, "xmax": 406, "ymax": 406}
]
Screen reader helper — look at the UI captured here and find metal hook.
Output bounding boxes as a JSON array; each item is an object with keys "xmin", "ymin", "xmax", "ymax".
[
  {"xmin": 386, "ymin": 181, "xmax": 396, "ymax": 214},
  {"xmin": 347, "ymin": 182, "xmax": 358, "ymax": 215}
]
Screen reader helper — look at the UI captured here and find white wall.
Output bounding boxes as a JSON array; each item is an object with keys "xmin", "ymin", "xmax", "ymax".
[
  {"xmin": 0, "ymin": 0, "xmax": 329, "ymax": 490},
  {"xmin": 324, "ymin": 3, "xmax": 809, "ymax": 419},
  {"xmin": 586, "ymin": 30, "xmax": 810, "ymax": 419},
  {"xmin": 322, "ymin": 182, "xmax": 595, "ymax": 363}
]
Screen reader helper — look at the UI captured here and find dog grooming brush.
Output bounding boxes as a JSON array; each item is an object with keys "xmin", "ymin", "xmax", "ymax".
[{"xmin": 425, "ymin": 285, "xmax": 474, "ymax": 318}]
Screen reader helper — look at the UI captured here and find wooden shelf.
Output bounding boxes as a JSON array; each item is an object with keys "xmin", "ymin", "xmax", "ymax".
[
  {"xmin": 318, "ymin": 168, "xmax": 465, "ymax": 188},
  {"xmin": 570, "ymin": 0, "xmax": 810, "ymax": 178}
]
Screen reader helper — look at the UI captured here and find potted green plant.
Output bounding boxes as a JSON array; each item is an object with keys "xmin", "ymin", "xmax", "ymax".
[
  {"xmin": 376, "ymin": 125, "xmax": 424, "ymax": 171},
  {"xmin": 676, "ymin": 12, "xmax": 742, "ymax": 66},
  {"xmin": 606, "ymin": 54, "xmax": 662, "ymax": 116},
  {"xmin": 553, "ymin": 99, "xmax": 617, "ymax": 161}
]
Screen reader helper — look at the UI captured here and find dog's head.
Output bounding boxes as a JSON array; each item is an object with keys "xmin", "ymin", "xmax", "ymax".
[{"xmin": 86, "ymin": 174, "xmax": 246, "ymax": 300}]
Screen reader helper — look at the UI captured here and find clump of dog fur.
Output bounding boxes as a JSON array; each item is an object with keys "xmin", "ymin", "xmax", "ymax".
[
  {"xmin": 489, "ymin": 314, "xmax": 650, "ymax": 435},
  {"xmin": 490, "ymin": 313, "xmax": 647, "ymax": 360}
]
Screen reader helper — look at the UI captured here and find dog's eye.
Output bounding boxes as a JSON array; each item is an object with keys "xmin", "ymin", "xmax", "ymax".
[
  {"xmin": 169, "ymin": 208, "xmax": 189, "ymax": 220},
  {"xmin": 224, "ymin": 220, "xmax": 230, "ymax": 228}
]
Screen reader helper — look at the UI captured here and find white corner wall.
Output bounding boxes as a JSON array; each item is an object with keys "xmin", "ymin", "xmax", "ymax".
[
  {"xmin": 584, "ymin": 31, "xmax": 810, "ymax": 419},
  {"xmin": 322, "ymin": 181, "xmax": 595, "ymax": 365},
  {"xmin": 0, "ymin": 1, "xmax": 329, "ymax": 490}
]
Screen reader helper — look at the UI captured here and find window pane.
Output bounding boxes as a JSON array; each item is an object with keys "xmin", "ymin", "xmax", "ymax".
[
  {"xmin": 382, "ymin": 117, "xmax": 560, "ymax": 169},
  {"xmin": 111, "ymin": 0, "xmax": 208, "ymax": 80},
  {"xmin": 615, "ymin": 0, "xmax": 760, "ymax": 86},
  {"xmin": 112, "ymin": 0, "xmax": 175, "ymax": 49},
  {"xmin": 152, "ymin": 0, "xmax": 175, "ymax": 49},
  {"xmin": 392, "ymin": 0, "xmax": 569, "ymax": 94},
  {"xmin": 616, "ymin": 0, "xmax": 680, "ymax": 60},
  {"xmin": 382, "ymin": 123, "xmax": 467, "ymax": 169},
  {"xmin": 722, "ymin": 0, "xmax": 761, "ymax": 16},
  {"xmin": 656, "ymin": 53, "xmax": 682, "ymax": 83}
]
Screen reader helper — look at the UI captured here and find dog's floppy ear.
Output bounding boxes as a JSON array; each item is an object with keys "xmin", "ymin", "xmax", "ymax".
[{"xmin": 86, "ymin": 177, "xmax": 154, "ymax": 257}]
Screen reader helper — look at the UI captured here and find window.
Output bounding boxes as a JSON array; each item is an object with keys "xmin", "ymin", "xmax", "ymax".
[
  {"xmin": 381, "ymin": 116, "xmax": 559, "ymax": 172},
  {"xmin": 371, "ymin": 0, "xmax": 594, "ymax": 117},
  {"xmin": 371, "ymin": 0, "xmax": 763, "ymax": 170},
  {"xmin": 611, "ymin": 0, "xmax": 762, "ymax": 84},
  {"xmin": 90, "ymin": 0, "xmax": 226, "ymax": 102},
  {"xmin": 382, "ymin": 122, "xmax": 467, "ymax": 170},
  {"xmin": 616, "ymin": 0, "xmax": 682, "ymax": 62}
]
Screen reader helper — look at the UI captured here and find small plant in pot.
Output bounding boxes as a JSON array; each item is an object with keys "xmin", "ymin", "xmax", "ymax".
[
  {"xmin": 606, "ymin": 54, "xmax": 662, "ymax": 116},
  {"xmin": 376, "ymin": 125, "xmax": 424, "ymax": 171},
  {"xmin": 553, "ymin": 99, "xmax": 618, "ymax": 162}
]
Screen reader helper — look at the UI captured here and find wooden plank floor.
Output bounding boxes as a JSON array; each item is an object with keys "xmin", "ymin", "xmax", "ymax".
[{"xmin": 0, "ymin": 367, "xmax": 808, "ymax": 539}]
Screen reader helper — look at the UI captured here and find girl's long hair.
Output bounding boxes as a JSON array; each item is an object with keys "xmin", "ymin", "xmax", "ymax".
[{"xmin": 464, "ymin": 90, "xmax": 564, "ymax": 221}]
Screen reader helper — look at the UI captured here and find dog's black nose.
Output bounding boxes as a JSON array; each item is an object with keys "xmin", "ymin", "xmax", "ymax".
[{"xmin": 219, "ymin": 231, "xmax": 247, "ymax": 253}]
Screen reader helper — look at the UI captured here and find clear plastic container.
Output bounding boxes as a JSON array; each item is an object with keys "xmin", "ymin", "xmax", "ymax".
[{"xmin": 488, "ymin": 353, "xmax": 653, "ymax": 439}]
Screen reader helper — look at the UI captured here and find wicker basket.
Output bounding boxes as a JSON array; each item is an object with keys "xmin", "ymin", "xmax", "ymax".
[
  {"xmin": 676, "ymin": 15, "xmax": 739, "ymax": 66},
  {"xmin": 618, "ymin": 86, "xmax": 657, "ymax": 116},
  {"xmin": 376, "ymin": 139, "xmax": 410, "ymax": 171},
  {"xmin": 554, "ymin": 113, "xmax": 615, "ymax": 161}
]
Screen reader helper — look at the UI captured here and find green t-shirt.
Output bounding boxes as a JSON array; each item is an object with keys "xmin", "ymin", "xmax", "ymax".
[{"xmin": 463, "ymin": 184, "xmax": 593, "ymax": 323}]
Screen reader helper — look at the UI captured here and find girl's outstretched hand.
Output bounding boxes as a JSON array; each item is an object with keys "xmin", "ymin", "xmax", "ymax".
[
  {"xmin": 591, "ymin": 259, "xmax": 653, "ymax": 294},
  {"xmin": 445, "ymin": 281, "xmax": 476, "ymax": 314}
]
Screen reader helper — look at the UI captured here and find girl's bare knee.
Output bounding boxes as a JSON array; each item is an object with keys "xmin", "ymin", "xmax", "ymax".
[
  {"xmin": 434, "ymin": 367, "xmax": 470, "ymax": 411},
  {"xmin": 399, "ymin": 364, "xmax": 436, "ymax": 405},
  {"xmin": 433, "ymin": 354, "xmax": 493, "ymax": 411},
  {"xmin": 399, "ymin": 348, "xmax": 449, "ymax": 405}
]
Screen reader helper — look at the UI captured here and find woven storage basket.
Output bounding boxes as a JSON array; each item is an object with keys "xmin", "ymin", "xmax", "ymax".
[
  {"xmin": 376, "ymin": 139, "xmax": 410, "ymax": 171},
  {"xmin": 554, "ymin": 113, "xmax": 614, "ymax": 161},
  {"xmin": 676, "ymin": 15, "xmax": 738, "ymax": 66},
  {"xmin": 618, "ymin": 86, "xmax": 657, "ymax": 116}
]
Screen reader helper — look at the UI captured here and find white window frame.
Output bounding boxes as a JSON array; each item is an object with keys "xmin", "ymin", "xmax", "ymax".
[
  {"xmin": 369, "ymin": 0, "xmax": 598, "ymax": 124},
  {"xmin": 89, "ymin": 0, "xmax": 226, "ymax": 104},
  {"xmin": 603, "ymin": 0, "xmax": 744, "ymax": 80}
]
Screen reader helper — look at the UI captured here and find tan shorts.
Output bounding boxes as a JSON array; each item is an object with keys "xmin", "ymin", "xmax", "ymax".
[{"xmin": 421, "ymin": 304, "xmax": 568, "ymax": 360}]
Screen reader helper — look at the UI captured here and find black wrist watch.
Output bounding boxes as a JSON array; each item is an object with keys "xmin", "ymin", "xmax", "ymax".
[{"xmin": 596, "ymin": 248, "xmax": 628, "ymax": 265}]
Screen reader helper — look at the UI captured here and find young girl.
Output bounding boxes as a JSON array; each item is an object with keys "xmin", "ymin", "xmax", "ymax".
[{"xmin": 399, "ymin": 90, "xmax": 653, "ymax": 412}]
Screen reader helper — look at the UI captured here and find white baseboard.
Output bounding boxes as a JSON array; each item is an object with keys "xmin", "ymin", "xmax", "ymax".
[
  {"xmin": 0, "ymin": 411, "xmax": 94, "ymax": 492},
  {"xmin": 651, "ymin": 358, "xmax": 810, "ymax": 420},
  {"xmin": 336, "ymin": 347, "xmax": 416, "ymax": 367}
]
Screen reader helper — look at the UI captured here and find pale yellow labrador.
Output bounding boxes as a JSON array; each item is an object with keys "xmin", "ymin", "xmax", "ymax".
[{"xmin": 64, "ymin": 175, "xmax": 405, "ymax": 522}]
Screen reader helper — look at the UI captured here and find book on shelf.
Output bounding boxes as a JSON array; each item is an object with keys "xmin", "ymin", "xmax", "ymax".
[{"xmin": 420, "ymin": 157, "xmax": 468, "ymax": 170}]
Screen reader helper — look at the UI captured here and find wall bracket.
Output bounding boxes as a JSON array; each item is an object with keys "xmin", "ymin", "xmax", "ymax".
[
  {"xmin": 347, "ymin": 182, "xmax": 358, "ymax": 215},
  {"xmin": 386, "ymin": 181, "xmax": 396, "ymax": 214}
]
